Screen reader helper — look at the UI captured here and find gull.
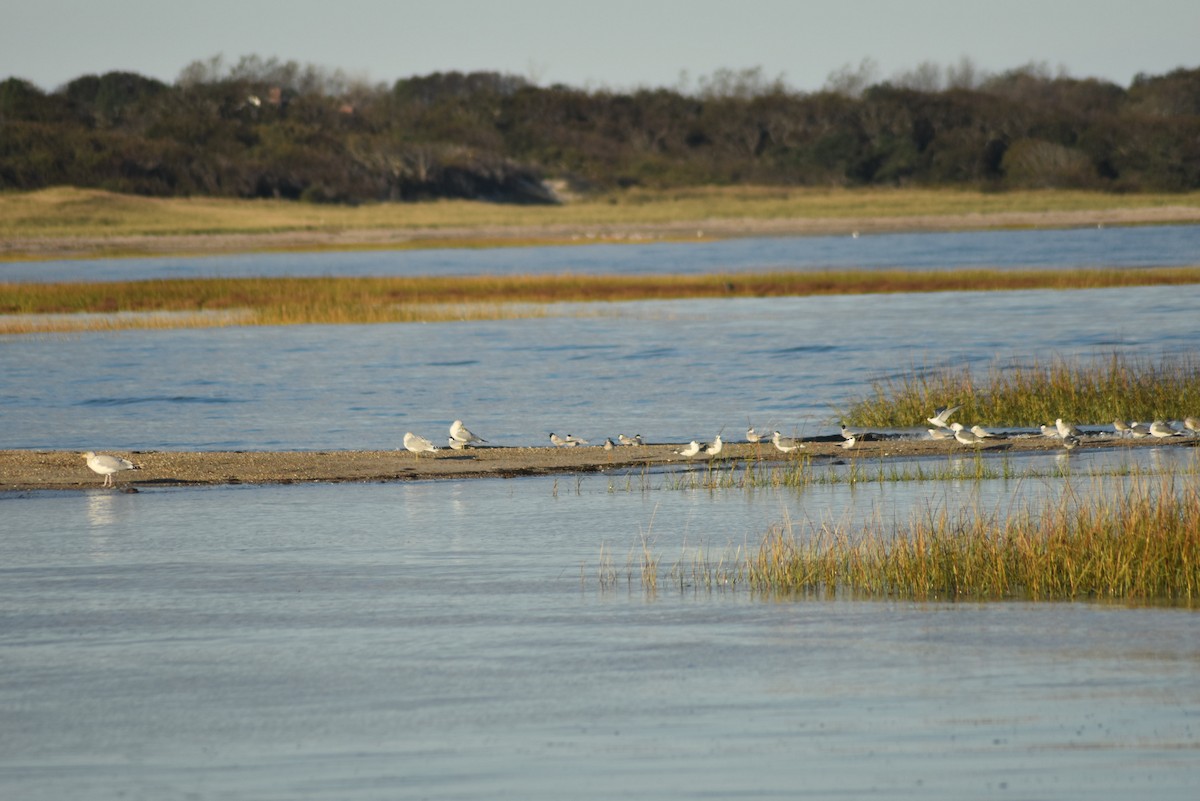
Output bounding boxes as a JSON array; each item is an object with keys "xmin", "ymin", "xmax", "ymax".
[
  {"xmin": 550, "ymin": 433, "xmax": 588, "ymax": 447},
  {"xmin": 1128, "ymin": 421, "xmax": 1151, "ymax": 438},
  {"xmin": 447, "ymin": 437, "xmax": 470, "ymax": 450},
  {"xmin": 675, "ymin": 440, "xmax": 702, "ymax": 458},
  {"xmin": 970, "ymin": 425, "xmax": 995, "ymax": 439},
  {"xmin": 950, "ymin": 422, "xmax": 982, "ymax": 447},
  {"xmin": 82, "ymin": 451, "xmax": 141, "ymax": 487},
  {"xmin": 927, "ymin": 405, "xmax": 960, "ymax": 429},
  {"xmin": 1113, "ymin": 419, "xmax": 1131, "ymax": 438},
  {"xmin": 772, "ymin": 431, "xmax": 800, "ymax": 453},
  {"xmin": 449, "ymin": 420, "xmax": 487, "ymax": 445},
  {"xmin": 1149, "ymin": 420, "xmax": 1181, "ymax": 439},
  {"xmin": 1055, "ymin": 418, "xmax": 1082, "ymax": 439},
  {"xmin": 928, "ymin": 427, "xmax": 954, "ymax": 440},
  {"xmin": 1039, "ymin": 424, "xmax": 1062, "ymax": 440},
  {"xmin": 403, "ymin": 432, "xmax": 438, "ymax": 456},
  {"xmin": 745, "ymin": 426, "xmax": 771, "ymax": 443},
  {"xmin": 839, "ymin": 423, "xmax": 862, "ymax": 440},
  {"xmin": 618, "ymin": 433, "xmax": 644, "ymax": 446},
  {"xmin": 703, "ymin": 435, "xmax": 723, "ymax": 457},
  {"xmin": 1185, "ymin": 417, "xmax": 1199, "ymax": 436}
]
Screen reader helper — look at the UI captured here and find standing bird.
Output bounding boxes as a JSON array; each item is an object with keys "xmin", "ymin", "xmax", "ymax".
[
  {"xmin": 950, "ymin": 422, "xmax": 982, "ymax": 447},
  {"xmin": 82, "ymin": 451, "xmax": 140, "ymax": 487},
  {"xmin": 449, "ymin": 420, "xmax": 487, "ymax": 446},
  {"xmin": 840, "ymin": 423, "xmax": 862, "ymax": 440},
  {"xmin": 675, "ymin": 440, "xmax": 702, "ymax": 458},
  {"xmin": 772, "ymin": 431, "xmax": 800, "ymax": 453},
  {"xmin": 745, "ymin": 426, "xmax": 770, "ymax": 443},
  {"xmin": 703, "ymin": 435, "xmax": 723, "ymax": 457},
  {"xmin": 403, "ymin": 432, "xmax": 438, "ymax": 456},
  {"xmin": 1055, "ymin": 418, "xmax": 1082, "ymax": 439},
  {"xmin": 927, "ymin": 405, "xmax": 961, "ymax": 429}
]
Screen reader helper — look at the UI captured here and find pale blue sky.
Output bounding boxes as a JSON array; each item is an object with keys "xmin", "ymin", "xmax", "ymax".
[{"xmin": 3, "ymin": 0, "xmax": 1197, "ymax": 92}]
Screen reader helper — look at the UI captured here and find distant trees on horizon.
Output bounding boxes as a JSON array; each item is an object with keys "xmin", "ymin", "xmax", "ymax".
[{"xmin": 2, "ymin": 55, "xmax": 1199, "ymax": 204}]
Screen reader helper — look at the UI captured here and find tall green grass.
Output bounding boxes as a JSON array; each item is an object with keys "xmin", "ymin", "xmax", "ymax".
[{"xmin": 843, "ymin": 354, "xmax": 1200, "ymax": 428}]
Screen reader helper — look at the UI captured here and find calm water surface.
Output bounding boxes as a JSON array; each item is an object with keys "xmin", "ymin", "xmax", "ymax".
[
  {"xmin": 2, "ymin": 285, "xmax": 1196, "ymax": 450},
  {"xmin": 2, "ymin": 475, "xmax": 1198, "ymax": 800}
]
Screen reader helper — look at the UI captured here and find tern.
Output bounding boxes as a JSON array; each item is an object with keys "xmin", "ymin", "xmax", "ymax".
[
  {"xmin": 969, "ymin": 425, "xmax": 995, "ymax": 439},
  {"xmin": 840, "ymin": 435, "xmax": 857, "ymax": 450},
  {"xmin": 675, "ymin": 440, "xmax": 702, "ymax": 458},
  {"xmin": 771, "ymin": 431, "xmax": 800, "ymax": 453},
  {"xmin": 550, "ymin": 433, "xmax": 588, "ymax": 447},
  {"xmin": 449, "ymin": 420, "xmax": 487, "ymax": 445},
  {"xmin": 1149, "ymin": 420, "xmax": 1181, "ymax": 438},
  {"xmin": 1129, "ymin": 422, "xmax": 1151, "ymax": 438},
  {"xmin": 1055, "ymin": 418, "xmax": 1082, "ymax": 439},
  {"xmin": 950, "ymin": 422, "xmax": 982, "ymax": 446},
  {"xmin": 703, "ymin": 435, "xmax": 723, "ymax": 457},
  {"xmin": 927, "ymin": 405, "xmax": 960, "ymax": 429},
  {"xmin": 839, "ymin": 423, "xmax": 862, "ymax": 440},
  {"xmin": 745, "ymin": 426, "xmax": 771, "ymax": 443},
  {"xmin": 617, "ymin": 433, "xmax": 643, "ymax": 446},
  {"xmin": 82, "ymin": 451, "xmax": 141, "ymax": 487},
  {"xmin": 1040, "ymin": 424, "xmax": 1062, "ymax": 439},
  {"xmin": 928, "ymin": 427, "xmax": 954, "ymax": 440},
  {"xmin": 403, "ymin": 432, "xmax": 438, "ymax": 456},
  {"xmin": 1062, "ymin": 434, "xmax": 1081, "ymax": 450},
  {"xmin": 603, "ymin": 438, "xmax": 615, "ymax": 450}
]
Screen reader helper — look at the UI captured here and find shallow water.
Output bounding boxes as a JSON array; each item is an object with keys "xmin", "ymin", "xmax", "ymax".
[
  {"xmin": 2, "ymin": 475, "xmax": 1198, "ymax": 800},
  {"xmin": 5, "ymin": 224, "xmax": 1200, "ymax": 283},
  {"xmin": 2, "ymin": 285, "xmax": 1196, "ymax": 450}
]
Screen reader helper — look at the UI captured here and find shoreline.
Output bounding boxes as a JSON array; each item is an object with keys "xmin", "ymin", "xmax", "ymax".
[
  {"xmin": 3, "ymin": 436, "xmax": 1194, "ymax": 492},
  {"xmin": 6, "ymin": 205, "xmax": 1200, "ymax": 261}
]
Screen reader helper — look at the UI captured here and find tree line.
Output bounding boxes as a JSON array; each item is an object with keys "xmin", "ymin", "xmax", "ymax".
[{"xmin": 2, "ymin": 55, "xmax": 1199, "ymax": 204}]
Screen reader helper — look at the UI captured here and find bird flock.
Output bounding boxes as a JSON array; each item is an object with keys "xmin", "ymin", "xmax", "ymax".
[{"xmin": 79, "ymin": 412, "xmax": 1200, "ymax": 487}]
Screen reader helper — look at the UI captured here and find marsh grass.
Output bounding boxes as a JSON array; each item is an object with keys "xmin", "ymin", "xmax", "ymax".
[
  {"xmin": 606, "ymin": 472, "xmax": 1200, "ymax": 603},
  {"xmin": 845, "ymin": 354, "xmax": 1200, "ymax": 428},
  {"xmin": 7, "ymin": 268, "xmax": 1200, "ymax": 332},
  {"xmin": 744, "ymin": 473, "xmax": 1200, "ymax": 602}
]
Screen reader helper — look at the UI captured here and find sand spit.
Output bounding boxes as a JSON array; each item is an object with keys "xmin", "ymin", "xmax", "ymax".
[{"xmin": 2, "ymin": 435, "xmax": 1194, "ymax": 492}]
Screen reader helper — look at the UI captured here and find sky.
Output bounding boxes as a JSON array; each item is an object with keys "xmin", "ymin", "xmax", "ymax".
[{"xmin": 3, "ymin": 0, "xmax": 1198, "ymax": 93}]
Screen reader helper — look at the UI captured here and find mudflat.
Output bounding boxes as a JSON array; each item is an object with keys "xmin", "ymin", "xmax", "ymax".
[{"xmin": 3, "ymin": 435, "xmax": 1193, "ymax": 491}]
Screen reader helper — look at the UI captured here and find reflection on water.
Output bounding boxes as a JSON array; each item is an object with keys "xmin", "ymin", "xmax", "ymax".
[{"xmin": 1, "ymin": 473, "xmax": 1198, "ymax": 800}]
